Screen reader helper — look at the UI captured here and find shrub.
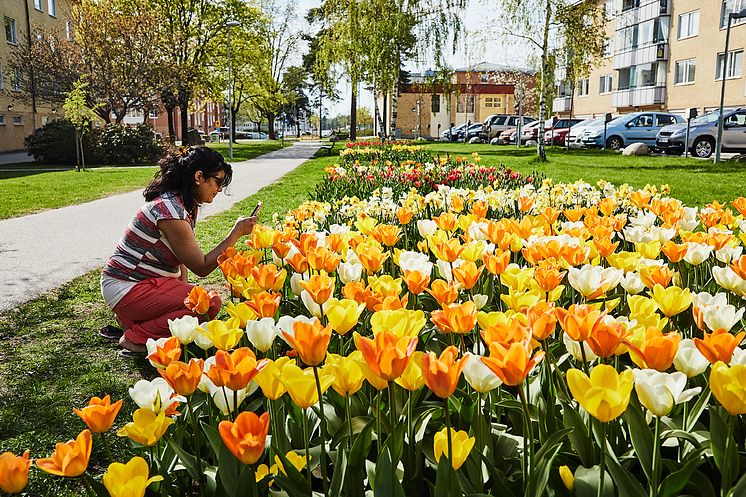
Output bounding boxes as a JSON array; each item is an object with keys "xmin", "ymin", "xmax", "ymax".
[
  {"xmin": 96, "ymin": 123, "xmax": 164, "ymax": 164},
  {"xmin": 24, "ymin": 119, "xmax": 96, "ymax": 165}
]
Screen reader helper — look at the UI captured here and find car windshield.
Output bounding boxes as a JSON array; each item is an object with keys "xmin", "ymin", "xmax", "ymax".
[
  {"xmin": 491, "ymin": 116, "xmax": 508, "ymax": 125},
  {"xmin": 690, "ymin": 112, "xmax": 721, "ymax": 125},
  {"xmin": 571, "ymin": 117, "xmax": 604, "ymax": 129}
]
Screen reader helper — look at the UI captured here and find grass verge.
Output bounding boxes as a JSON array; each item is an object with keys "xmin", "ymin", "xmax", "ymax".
[
  {"xmin": 0, "ymin": 143, "xmax": 341, "ymax": 496},
  {"xmin": 421, "ymin": 142, "xmax": 744, "ymax": 207},
  {"xmin": 205, "ymin": 139, "xmax": 289, "ymax": 162}
]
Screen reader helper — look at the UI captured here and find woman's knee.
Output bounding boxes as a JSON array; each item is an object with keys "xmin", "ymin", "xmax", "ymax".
[{"xmin": 208, "ymin": 294, "xmax": 223, "ymax": 319}]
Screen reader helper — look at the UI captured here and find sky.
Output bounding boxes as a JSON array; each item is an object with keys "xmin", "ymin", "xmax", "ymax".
[{"xmin": 291, "ymin": 0, "xmax": 534, "ymax": 116}]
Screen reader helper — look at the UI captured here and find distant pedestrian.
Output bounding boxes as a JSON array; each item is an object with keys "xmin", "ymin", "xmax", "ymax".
[{"xmin": 100, "ymin": 146, "xmax": 258, "ymax": 355}]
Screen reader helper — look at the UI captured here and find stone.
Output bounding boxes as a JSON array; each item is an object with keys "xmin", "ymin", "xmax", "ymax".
[
  {"xmin": 526, "ymin": 140, "xmax": 538, "ymax": 147},
  {"xmin": 622, "ymin": 142, "xmax": 650, "ymax": 156},
  {"xmin": 469, "ymin": 136, "xmax": 483, "ymax": 144},
  {"xmin": 730, "ymin": 154, "xmax": 746, "ymax": 162},
  {"xmin": 490, "ymin": 137, "xmax": 501, "ymax": 145}
]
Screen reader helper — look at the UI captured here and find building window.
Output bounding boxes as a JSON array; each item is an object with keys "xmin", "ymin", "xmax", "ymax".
[
  {"xmin": 66, "ymin": 20, "xmax": 72, "ymax": 40},
  {"xmin": 13, "ymin": 115, "xmax": 23, "ymax": 125},
  {"xmin": 484, "ymin": 97, "xmax": 493, "ymax": 108},
  {"xmin": 149, "ymin": 109, "xmax": 158, "ymax": 119},
  {"xmin": 0, "ymin": 63, "xmax": 3, "ymax": 90},
  {"xmin": 722, "ymin": 0, "xmax": 746, "ymax": 29},
  {"xmin": 622, "ymin": 0, "xmax": 639, "ymax": 12},
  {"xmin": 5, "ymin": 17, "xmax": 17, "ymax": 45},
  {"xmin": 604, "ymin": 0, "xmax": 615, "ymax": 20},
  {"xmin": 577, "ymin": 79, "xmax": 589, "ymax": 96},
  {"xmin": 717, "ymin": 50, "xmax": 744, "ymax": 79},
  {"xmin": 603, "ymin": 37, "xmax": 613, "ymax": 57},
  {"xmin": 599, "ymin": 75, "xmax": 613, "ymax": 94},
  {"xmin": 0, "ymin": 115, "xmax": 4, "ymax": 125},
  {"xmin": 675, "ymin": 58, "xmax": 696, "ymax": 84},
  {"xmin": 34, "ymin": 0, "xmax": 43, "ymax": 11},
  {"xmin": 678, "ymin": 10, "xmax": 699, "ymax": 39},
  {"xmin": 48, "ymin": 0, "xmax": 56, "ymax": 17},
  {"xmin": 11, "ymin": 67, "xmax": 21, "ymax": 91}
]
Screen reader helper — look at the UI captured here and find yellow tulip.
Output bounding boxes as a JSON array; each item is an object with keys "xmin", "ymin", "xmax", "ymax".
[
  {"xmin": 500, "ymin": 266, "xmax": 534, "ymax": 292},
  {"xmin": 368, "ymin": 275, "xmax": 403, "ymax": 297},
  {"xmin": 116, "ymin": 409, "xmax": 174, "ymax": 446},
  {"xmin": 199, "ymin": 319, "xmax": 244, "ymax": 351},
  {"xmin": 102, "ymin": 457, "xmax": 163, "ymax": 497},
  {"xmin": 559, "ymin": 465, "xmax": 574, "ymax": 492},
  {"xmin": 326, "ymin": 354, "xmax": 365, "ymax": 397},
  {"xmin": 254, "ymin": 357, "xmax": 292, "ymax": 400},
  {"xmin": 500, "ymin": 288, "xmax": 543, "ymax": 312},
  {"xmin": 325, "ymin": 298, "xmax": 366, "ymax": 335},
  {"xmin": 354, "ymin": 216, "xmax": 378, "ymax": 235},
  {"xmin": 566, "ymin": 365, "xmax": 634, "ymax": 422},
  {"xmin": 476, "ymin": 310, "xmax": 515, "ymax": 330},
  {"xmin": 651, "ymin": 284, "xmax": 693, "ymax": 317},
  {"xmin": 277, "ymin": 363, "xmax": 333, "ymax": 409},
  {"xmin": 225, "ymin": 301, "xmax": 258, "ymax": 328},
  {"xmin": 606, "ymin": 251, "xmax": 642, "ymax": 272},
  {"xmin": 370, "ymin": 309, "xmax": 427, "ymax": 338},
  {"xmin": 433, "ymin": 428, "xmax": 475, "ymax": 470},
  {"xmin": 460, "ymin": 241, "xmax": 486, "ymax": 262},
  {"xmin": 635, "ymin": 241, "xmax": 662, "ymax": 260},
  {"xmin": 710, "ymin": 361, "xmax": 746, "ymax": 415},
  {"xmin": 274, "ymin": 451, "xmax": 307, "ymax": 475},
  {"xmin": 395, "ymin": 351, "xmax": 425, "ymax": 391}
]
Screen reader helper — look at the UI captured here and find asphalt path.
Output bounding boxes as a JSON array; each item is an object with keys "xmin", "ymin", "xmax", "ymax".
[{"xmin": 0, "ymin": 141, "xmax": 322, "ymax": 313}]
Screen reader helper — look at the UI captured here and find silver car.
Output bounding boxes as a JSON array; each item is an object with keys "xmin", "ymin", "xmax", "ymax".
[
  {"xmin": 565, "ymin": 117, "xmax": 607, "ymax": 148},
  {"xmin": 656, "ymin": 109, "xmax": 746, "ymax": 158}
]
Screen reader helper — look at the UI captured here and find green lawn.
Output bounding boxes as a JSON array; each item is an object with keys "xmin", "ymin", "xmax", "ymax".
[
  {"xmin": 0, "ymin": 141, "xmax": 291, "ymax": 220},
  {"xmin": 420, "ymin": 143, "xmax": 745, "ymax": 207},
  {"xmin": 0, "ymin": 144, "xmax": 342, "ymax": 496}
]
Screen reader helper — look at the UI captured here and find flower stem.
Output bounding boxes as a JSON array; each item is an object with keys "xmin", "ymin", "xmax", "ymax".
[
  {"xmin": 302, "ymin": 408, "xmax": 311, "ymax": 491},
  {"xmin": 346, "ymin": 395, "xmax": 354, "ymax": 451},
  {"xmin": 313, "ymin": 366, "xmax": 329, "ymax": 497},
  {"xmin": 99, "ymin": 432, "xmax": 114, "ymax": 462},
  {"xmin": 598, "ymin": 421, "xmax": 607, "ymax": 497},
  {"xmin": 517, "ymin": 382, "xmax": 533, "ymax": 492},
  {"xmin": 81, "ymin": 473, "xmax": 96, "ymax": 497},
  {"xmin": 444, "ymin": 396, "xmax": 454, "ymax": 486},
  {"xmin": 649, "ymin": 416, "xmax": 660, "ymax": 497}
]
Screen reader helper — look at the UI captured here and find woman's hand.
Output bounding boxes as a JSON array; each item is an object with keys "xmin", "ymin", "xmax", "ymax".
[{"xmin": 232, "ymin": 216, "xmax": 258, "ymax": 238}]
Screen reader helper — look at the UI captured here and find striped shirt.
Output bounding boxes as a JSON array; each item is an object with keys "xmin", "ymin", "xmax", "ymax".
[{"xmin": 103, "ymin": 191, "xmax": 196, "ymax": 283}]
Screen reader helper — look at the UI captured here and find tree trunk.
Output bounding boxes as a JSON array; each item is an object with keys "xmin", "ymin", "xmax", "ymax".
[
  {"xmin": 267, "ymin": 113, "xmax": 276, "ymax": 140},
  {"xmin": 350, "ymin": 80, "xmax": 357, "ymax": 142},
  {"xmin": 178, "ymin": 88, "xmax": 189, "ymax": 145},
  {"xmin": 382, "ymin": 92, "xmax": 387, "ymax": 140},
  {"xmin": 318, "ymin": 86, "xmax": 323, "ymax": 140},
  {"xmin": 537, "ymin": 0, "xmax": 552, "ymax": 162},
  {"xmin": 165, "ymin": 105, "xmax": 176, "ymax": 144}
]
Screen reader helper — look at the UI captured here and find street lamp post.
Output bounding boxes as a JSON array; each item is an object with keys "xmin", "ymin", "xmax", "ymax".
[
  {"xmin": 226, "ymin": 20, "xmax": 240, "ymax": 160},
  {"xmin": 715, "ymin": 8, "xmax": 746, "ymax": 163}
]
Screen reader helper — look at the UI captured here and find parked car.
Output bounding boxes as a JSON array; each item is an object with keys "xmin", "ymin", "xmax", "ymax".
[
  {"xmin": 479, "ymin": 115, "xmax": 536, "ymax": 142},
  {"xmin": 543, "ymin": 118, "xmax": 584, "ymax": 146},
  {"xmin": 566, "ymin": 117, "xmax": 606, "ymax": 148},
  {"xmin": 441, "ymin": 123, "xmax": 467, "ymax": 141},
  {"xmin": 656, "ymin": 109, "xmax": 746, "ymax": 158},
  {"xmin": 497, "ymin": 121, "xmax": 542, "ymax": 145},
  {"xmin": 578, "ymin": 112, "xmax": 683, "ymax": 149},
  {"xmin": 464, "ymin": 123, "xmax": 484, "ymax": 142}
]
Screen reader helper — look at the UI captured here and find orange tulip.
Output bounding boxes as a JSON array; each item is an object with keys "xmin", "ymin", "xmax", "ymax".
[
  {"xmin": 357, "ymin": 244, "xmax": 389, "ymax": 274},
  {"xmin": 397, "ymin": 207, "xmax": 414, "ymax": 225},
  {"xmin": 526, "ymin": 302, "xmax": 557, "ymax": 341},
  {"xmin": 251, "ymin": 264, "xmax": 287, "ymax": 292},
  {"xmin": 481, "ymin": 320, "xmax": 532, "ymax": 347},
  {"xmin": 481, "ymin": 341, "xmax": 545, "ymax": 386},
  {"xmin": 421, "ymin": 346, "xmax": 468, "ymax": 398},
  {"xmin": 626, "ymin": 327, "xmax": 681, "ymax": 371},
  {"xmin": 36, "ymin": 429, "xmax": 92, "ymax": 477},
  {"xmin": 598, "ymin": 197, "xmax": 617, "ymax": 216},
  {"xmin": 342, "ymin": 281, "xmax": 372, "ymax": 304},
  {"xmin": 694, "ymin": 329, "xmax": 746, "ymax": 365},
  {"xmin": 555, "ymin": 304, "xmax": 606, "ymax": 342},
  {"xmin": 639, "ymin": 265, "xmax": 674, "ymax": 289},
  {"xmin": 471, "ymin": 201, "xmax": 488, "ymax": 219},
  {"xmin": 354, "ymin": 330, "xmax": 418, "ymax": 381},
  {"xmin": 0, "ymin": 450, "xmax": 30, "ymax": 493},
  {"xmin": 593, "ymin": 236, "xmax": 619, "ymax": 258},
  {"xmin": 586, "ymin": 320, "xmax": 630, "ymax": 358},
  {"xmin": 147, "ymin": 336, "xmax": 182, "ymax": 368},
  {"xmin": 661, "ymin": 241, "xmax": 688, "ymax": 263},
  {"xmin": 518, "ymin": 196, "xmax": 534, "ymax": 213},
  {"xmin": 286, "ymin": 253, "xmax": 310, "ymax": 274},
  {"xmin": 539, "ymin": 206, "xmax": 560, "ymax": 226},
  {"xmin": 371, "ymin": 224, "xmax": 402, "ymax": 247},
  {"xmin": 481, "ymin": 220, "xmax": 509, "ymax": 245},
  {"xmin": 374, "ymin": 294, "xmax": 409, "ymax": 311},
  {"xmin": 291, "ymin": 233, "xmax": 319, "ymax": 256},
  {"xmin": 206, "ymin": 348, "xmax": 269, "ymax": 391},
  {"xmin": 283, "ymin": 318, "xmax": 332, "ymax": 367},
  {"xmin": 184, "ymin": 286, "xmax": 218, "ymax": 315},
  {"xmin": 433, "ymin": 238, "xmax": 463, "ymax": 263},
  {"xmin": 272, "ymin": 240, "xmax": 292, "ymax": 259},
  {"xmin": 434, "ymin": 212, "xmax": 458, "ymax": 232},
  {"xmin": 561, "ymin": 244, "xmax": 590, "ymax": 267},
  {"xmin": 731, "ymin": 197, "xmax": 746, "ymax": 217},
  {"xmin": 299, "ymin": 273, "xmax": 335, "ymax": 304},
  {"xmin": 219, "ymin": 411, "xmax": 270, "ymax": 465},
  {"xmin": 159, "ymin": 358, "xmax": 205, "ymax": 396},
  {"xmin": 403, "ymin": 270, "xmax": 431, "ymax": 295},
  {"xmin": 426, "ymin": 279, "xmax": 460, "ymax": 306},
  {"xmin": 563, "ymin": 207, "xmax": 585, "ymax": 222},
  {"xmin": 73, "ymin": 395, "xmax": 123, "ymax": 433},
  {"xmin": 452, "ymin": 261, "xmax": 483, "ymax": 290},
  {"xmin": 431, "ymin": 301, "xmax": 478, "ymax": 334},
  {"xmin": 533, "ymin": 263, "xmax": 565, "ymax": 292},
  {"xmin": 247, "ymin": 292, "xmax": 281, "ymax": 318},
  {"xmin": 483, "ymin": 249, "xmax": 511, "ymax": 275},
  {"xmin": 307, "ymin": 246, "xmax": 342, "ymax": 273},
  {"xmin": 729, "ymin": 256, "xmax": 746, "ymax": 280}
]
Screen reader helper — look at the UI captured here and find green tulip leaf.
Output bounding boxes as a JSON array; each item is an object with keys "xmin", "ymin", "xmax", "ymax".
[
  {"xmin": 708, "ymin": 406, "xmax": 738, "ymax": 490},
  {"xmin": 574, "ymin": 465, "xmax": 614, "ymax": 497},
  {"xmin": 524, "ymin": 427, "xmax": 571, "ymax": 497},
  {"xmin": 329, "ymin": 446, "xmax": 348, "ymax": 497},
  {"xmin": 659, "ymin": 447, "xmax": 706, "ymax": 497},
  {"xmin": 685, "ymin": 386, "xmax": 711, "ymax": 432},
  {"xmin": 273, "ymin": 450, "xmax": 312, "ymax": 497},
  {"xmin": 562, "ymin": 402, "xmax": 594, "ymax": 467},
  {"xmin": 434, "ymin": 453, "xmax": 461, "ymax": 497},
  {"xmin": 621, "ymin": 403, "xmax": 655, "ymax": 485},
  {"xmin": 373, "ymin": 446, "xmax": 405, "ymax": 497},
  {"xmin": 167, "ymin": 438, "xmax": 203, "ymax": 483},
  {"xmin": 603, "ymin": 441, "xmax": 648, "ymax": 497}
]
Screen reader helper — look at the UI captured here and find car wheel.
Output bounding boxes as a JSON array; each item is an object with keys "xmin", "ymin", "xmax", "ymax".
[
  {"xmin": 606, "ymin": 136, "xmax": 623, "ymax": 150},
  {"xmin": 692, "ymin": 137, "xmax": 714, "ymax": 159}
]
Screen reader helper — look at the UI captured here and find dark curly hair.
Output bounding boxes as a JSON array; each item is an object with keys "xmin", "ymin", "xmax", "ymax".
[{"xmin": 144, "ymin": 146, "xmax": 233, "ymax": 215}]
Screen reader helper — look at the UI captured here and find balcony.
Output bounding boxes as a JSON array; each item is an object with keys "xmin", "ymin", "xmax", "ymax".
[
  {"xmin": 614, "ymin": 42, "xmax": 668, "ymax": 70},
  {"xmin": 612, "ymin": 85, "xmax": 666, "ymax": 107},
  {"xmin": 617, "ymin": 0, "xmax": 670, "ymax": 30},
  {"xmin": 552, "ymin": 96, "xmax": 572, "ymax": 113}
]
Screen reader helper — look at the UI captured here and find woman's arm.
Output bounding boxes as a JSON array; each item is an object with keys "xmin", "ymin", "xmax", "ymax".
[
  {"xmin": 159, "ymin": 217, "xmax": 257, "ymax": 278},
  {"xmin": 179, "ymin": 264, "xmax": 189, "ymax": 282}
]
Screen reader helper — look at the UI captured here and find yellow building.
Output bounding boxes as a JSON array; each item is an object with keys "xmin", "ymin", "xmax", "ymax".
[
  {"xmin": 1, "ymin": 0, "xmax": 72, "ymax": 153},
  {"xmin": 554, "ymin": 0, "xmax": 746, "ymax": 119}
]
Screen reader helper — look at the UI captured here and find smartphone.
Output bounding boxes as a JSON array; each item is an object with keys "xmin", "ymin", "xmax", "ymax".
[{"xmin": 250, "ymin": 202, "xmax": 263, "ymax": 217}]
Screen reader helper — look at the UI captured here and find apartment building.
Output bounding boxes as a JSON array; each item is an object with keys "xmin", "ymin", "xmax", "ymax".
[
  {"xmin": 554, "ymin": 0, "xmax": 746, "ymax": 119},
  {"xmin": 379, "ymin": 63, "xmax": 536, "ymax": 139},
  {"xmin": 1, "ymin": 0, "xmax": 72, "ymax": 152}
]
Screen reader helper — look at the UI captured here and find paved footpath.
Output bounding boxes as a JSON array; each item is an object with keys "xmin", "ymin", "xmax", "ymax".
[{"xmin": 0, "ymin": 141, "xmax": 322, "ymax": 313}]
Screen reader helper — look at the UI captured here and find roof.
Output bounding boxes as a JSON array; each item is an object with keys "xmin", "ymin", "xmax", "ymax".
[{"xmin": 453, "ymin": 62, "xmax": 535, "ymax": 75}]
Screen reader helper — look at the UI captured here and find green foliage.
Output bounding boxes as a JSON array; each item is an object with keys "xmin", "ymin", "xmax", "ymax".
[
  {"xmin": 24, "ymin": 119, "xmax": 94, "ymax": 165},
  {"xmin": 95, "ymin": 124, "xmax": 164, "ymax": 165}
]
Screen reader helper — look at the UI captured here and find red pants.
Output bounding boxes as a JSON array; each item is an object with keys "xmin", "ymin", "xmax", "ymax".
[{"xmin": 114, "ymin": 277, "xmax": 221, "ymax": 345}]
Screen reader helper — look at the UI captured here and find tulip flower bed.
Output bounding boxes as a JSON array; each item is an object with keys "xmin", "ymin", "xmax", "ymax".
[{"xmin": 6, "ymin": 150, "xmax": 746, "ymax": 497}]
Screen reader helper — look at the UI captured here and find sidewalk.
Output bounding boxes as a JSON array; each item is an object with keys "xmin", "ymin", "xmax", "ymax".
[
  {"xmin": 0, "ymin": 150, "xmax": 35, "ymax": 165},
  {"xmin": 0, "ymin": 141, "xmax": 322, "ymax": 313}
]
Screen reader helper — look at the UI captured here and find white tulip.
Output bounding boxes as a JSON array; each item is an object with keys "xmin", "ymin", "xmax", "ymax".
[
  {"xmin": 467, "ymin": 221, "xmax": 489, "ymax": 242},
  {"xmin": 168, "ymin": 315, "xmax": 200, "ymax": 344},
  {"xmin": 683, "ymin": 243, "xmax": 713, "ymax": 266},
  {"xmin": 621, "ymin": 272, "xmax": 646, "ymax": 295},
  {"xmin": 568, "ymin": 265, "xmax": 621, "ymax": 298},
  {"xmin": 194, "ymin": 323, "xmax": 214, "ymax": 350},
  {"xmin": 692, "ymin": 291, "xmax": 728, "ymax": 310},
  {"xmin": 436, "ymin": 259, "xmax": 453, "ymax": 281},
  {"xmin": 633, "ymin": 369, "xmax": 701, "ymax": 417},
  {"xmin": 703, "ymin": 304, "xmax": 744, "ymax": 332},
  {"xmin": 673, "ymin": 339, "xmax": 710, "ymax": 377},
  {"xmin": 129, "ymin": 378, "xmax": 185, "ymax": 414},
  {"xmin": 300, "ymin": 290, "xmax": 327, "ymax": 318},
  {"xmin": 198, "ymin": 357, "xmax": 216, "ymax": 393},
  {"xmin": 731, "ymin": 347, "xmax": 746, "ymax": 365},
  {"xmin": 472, "ymin": 294, "xmax": 488, "ymax": 310},
  {"xmin": 463, "ymin": 353, "xmax": 502, "ymax": 393},
  {"xmin": 653, "ymin": 226, "xmax": 677, "ymax": 244},
  {"xmin": 208, "ymin": 383, "xmax": 251, "ymax": 416},
  {"xmin": 629, "ymin": 211, "xmax": 657, "ymax": 228},
  {"xmin": 716, "ymin": 245, "xmax": 742, "ymax": 264},
  {"xmin": 398, "ymin": 250, "xmax": 433, "ymax": 275},
  {"xmin": 329, "ymin": 224, "xmax": 351, "ymax": 235},
  {"xmin": 290, "ymin": 272, "xmax": 310, "ymax": 296},
  {"xmin": 417, "ymin": 219, "xmax": 437, "ymax": 238},
  {"xmin": 145, "ymin": 337, "xmax": 174, "ymax": 369},
  {"xmin": 345, "ymin": 248, "xmax": 360, "ymax": 265},
  {"xmin": 713, "ymin": 266, "xmax": 745, "ymax": 292},
  {"xmin": 245, "ymin": 317, "xmax": 280, "ymax": 353},
  {"xmin": 338, "ymin": 262, "xmax": 363, "ymax": 284},
  {"xmin": 562, "ymin": 333, "xmax": 598, "ymax": 363}
]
